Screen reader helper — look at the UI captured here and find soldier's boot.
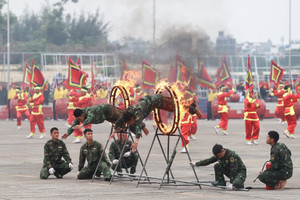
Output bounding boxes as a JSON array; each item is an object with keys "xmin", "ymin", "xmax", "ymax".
[
  {"xmin": 103, "ymin": 169, "xmax": 112, "ymax": 181},
  {"xmin": 130, "ymin": 166, "xmax": 136, "ymax": 174},
  {"xmin": 54, "ymin": 171, "xmax": 63, "ymax": 179}
]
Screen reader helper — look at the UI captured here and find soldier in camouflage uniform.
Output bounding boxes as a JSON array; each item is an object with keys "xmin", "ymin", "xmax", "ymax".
[
  {"xmin": 77, "ymin": 129, "xmax": 112, "ymax": 180},
  {"xmin": 190, "ymin": 144, "xmax": 247, "ymax": 189},
  {"xmin": 112, "ymin": 94, "xmax": 175, "ymax": 151},
  {"xmin": 40, "ymin": 127, "xmax": 73, "ymax": 179},
  {"xmin": 61, "ymin": 104, "xmax": 123, "ymax": 140},
  {"xmin": 258, "ymin": 131, "xmax": 293, "ymax": 190},
  {"xmin": 109, "ymin": 133, "xmax": 138, "ymax": 174}
]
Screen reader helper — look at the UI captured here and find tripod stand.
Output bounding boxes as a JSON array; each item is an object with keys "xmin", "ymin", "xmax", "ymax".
[{"xmin": 137, "ymin": 127, "xmax": 201, "ymax": 189}]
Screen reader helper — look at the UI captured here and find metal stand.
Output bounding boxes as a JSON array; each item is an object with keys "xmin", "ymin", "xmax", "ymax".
[
  {"xmin": 137, "ymin": 127, "xmax": 201, "ymax": 189},
  {"xmin": 92, "ymin": 127, "xmax": 150, "ymax": 184}
]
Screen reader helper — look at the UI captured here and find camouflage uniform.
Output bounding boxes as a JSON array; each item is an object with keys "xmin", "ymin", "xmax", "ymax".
[
  {"xmin": 115, "ymin": 94, "xmax": 174, "ymax": 138},
  {"xmin": 67, "ymin": 104, "xmax": 123, "ymax": 136},
  {"xmin": 108, "ymin": 139, "xmax": 138, "ymax": 174},
  {"xmin": 77, "ymin": 140, "xmax": 111, "ymax": 179},
  {"xmin": 40, "ymin": 139, "xmax": 72, "ymax": 179},
  {"xmin": 196, "ymin": 148, "xmax": 247, "ymax": 188},
  {"xmin": 258, "ymin": 142, "xmax": 293, "ymax": 188}
]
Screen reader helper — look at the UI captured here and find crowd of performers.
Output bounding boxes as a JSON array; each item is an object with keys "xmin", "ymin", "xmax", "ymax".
[{"xmin": 8, "ymin": 82, "xmax": 297, "ymax": 190}]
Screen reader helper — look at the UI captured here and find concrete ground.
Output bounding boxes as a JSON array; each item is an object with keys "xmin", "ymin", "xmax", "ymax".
[{"xmin": 0, "ymin": 118, "xmax": 300, "ymax": 200}]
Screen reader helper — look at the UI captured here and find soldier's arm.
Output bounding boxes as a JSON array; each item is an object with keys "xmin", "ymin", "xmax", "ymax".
[
  {"xmin": 228, "ymin": 155, "xmax": 239, "ymax": 183},
  {"xmin": 62, "ymin": 142, "xmax": 72, "ymax": 164},
  {"xmin": 78, "ymin": 147, "xmax": 85, "ymax": 171},
  {"xmin": 43, "ymin": 143, "xmax": 52, "ymax": 169},
  {"xmin": 195, "ymin": 156, "xmax": 217, "ymax": 166},
  {"xmin": 266, "ymin": 150, "xmax": 281, "ymax": 171},
  {"xmin": 67, "ymin": 119, "xmax": 80, "ymax": 135}
]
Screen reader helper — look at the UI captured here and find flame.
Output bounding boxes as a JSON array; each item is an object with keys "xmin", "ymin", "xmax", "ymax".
[
  {"xmin": 154, "ymin": 80, "xmax": 191, "ymax": 134},
  {"xmin": 114, "ymin": 70, "xmax": 141, "ymax": 99}
]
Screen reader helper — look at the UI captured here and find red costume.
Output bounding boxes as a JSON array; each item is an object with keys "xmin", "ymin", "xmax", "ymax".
[
  {"xmin": 244, "ymin": 96, "xmax": 260, "ymax": 142},
  {"xmin": 180, "ymin": 111, "xmax": 193, "ymax": 148},
  {"xmin": 271, "ymin": 89, "xmax": 286, "ymax": 122},
  {"xmin": 216, "ymin": 90, "xmax": 234, "ymax": 133},
  {"xmin": 283, "ymin": 92, "xmax": 300, "ymax": 137},
  {"xmin": 29, "ymin": 91, "xmax": 45, "ymax": 136},
  {"xmin": 14, "ymin": 92, "xmax": 30, "ymax": 127},
  {"xmin": 67, "ymin": 90, "xmax": 80, "ymax": 126}
]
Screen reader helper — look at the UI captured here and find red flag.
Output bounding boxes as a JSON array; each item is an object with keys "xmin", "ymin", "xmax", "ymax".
[
  {"xmin": 198, "ymin": 58, "xmax": 215, "ymax": 89},
  {"xmin": 30, "ymin": 60, "xmax": 46, "ymax": 89},
  {"xmin": 175, "ymin": 55, "xmax": 191, "ymax": 84},
  {"xmin": 245, "ymin": 55, "xmax": 254, "ymax": 90},
  {"xmin": 22, "ymin": 60, "xmax": 31, "ymax": 87},
  {"xmin": 142, "ymin": 60, "xmax": 159, "ymax": 89},
  {"xmin": 270, "ymin": 60, "xmax": 284, "ymax": 87},
  {"xmin": 168, "ymin": 65, "xmax": 177, "ymax": 83},
  {"xmin": 68, "ymin": 57, "xmax": 88, "ymax": 90},
  {"xmin": 215, "ymin": 55, "xmax": 232, "ymax": 87}
]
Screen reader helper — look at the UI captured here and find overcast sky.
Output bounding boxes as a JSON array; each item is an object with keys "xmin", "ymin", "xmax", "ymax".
[{"xmin": 8, "ymin": 0, "xmax": 300, "ymax": 45}]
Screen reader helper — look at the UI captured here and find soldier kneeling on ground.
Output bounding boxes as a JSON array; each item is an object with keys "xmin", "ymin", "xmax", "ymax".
[
  {"xmin": 77, "ymin": 129, "xmax": 112, "ymax": 181},
  {"xmin": 258, "ymin": 131, "xmax": 293, "ymax": 190},
  {"xmin": 190, "ymin": 144, "xmax": 247, "ymax": 189},
  {"xmin": 109, "ymin": 132, "xmax": 138, "ymax": 175},
  {"xmin": 40, "ymin": 127, "xmax": 73, "ymax": 179}
]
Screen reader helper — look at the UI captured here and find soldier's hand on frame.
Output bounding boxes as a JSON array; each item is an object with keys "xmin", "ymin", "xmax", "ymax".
[
  {"xmin": 49, "ymin": 168, "xmax": 55, "ymax": 175},
  {"xmin": 69, "ymin": 163, "xmax": 73, "ymax": 170},
  {"xmin": 142, "ymin": 127, "xmax": 149, "ymax": 136},
  {"xmin": 189, "ymin": 162, "xmax": 196, "ymax": 167},
  {"xmin": 112, "ymin": 159, "xmax": 119, "ymax": 165},
  {"xmin": 61, "ymin": 133, "xmax": 69, "ymax": 139},
  {"xmin": 123, "ymin": 151, "xmax": 131, "ymax": 157}
]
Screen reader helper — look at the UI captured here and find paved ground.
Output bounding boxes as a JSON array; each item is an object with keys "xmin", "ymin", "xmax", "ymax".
[{"xmin": 0, "ymin": 118, "xmax": 300, "ymax": 200}]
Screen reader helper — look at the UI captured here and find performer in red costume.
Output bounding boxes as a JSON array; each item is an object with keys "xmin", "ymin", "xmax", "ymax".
[
  {"xmin": 180, "ymin": 96, "xmax": 202, "ymax": 153},
  {"xmin": 270, "ymin": 84, "xmax": 286, "ymax": 124},
  {"xmin": 282, "ymin": 85, "xmax": 300, "ymax": 139},
  {"xmin": 214, "ymin": 85, "xmax": 234, "ymax": 135},
  {"xmin": 27, "ymin": 87, "xmax": 46, "ymax": 139},
  {"xmin": 14, "ymin": 88, "xmax": 30, "ymax": 129},
  {"xmin": 72, "ymin": 87, "xmax": 92, "ymax": 143},
  {"xmin": 244, "ymin": 91, "xmax": 260, "ymax": 145}
]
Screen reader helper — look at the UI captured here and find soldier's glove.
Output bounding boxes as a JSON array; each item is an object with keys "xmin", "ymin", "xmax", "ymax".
[
  {"xmin": 69, "ymin": 163, "xmax": 73, "ymax": 171},
  {"xmin": 49, "ymin": 168, "xmax": 55, "ymax": 175},
  {"xmin": 123, "ymin": 151, "xmax": 131, "ymax": 157},
  {"xmin": 189, "ymin": 162, "xmax": 196, "ymax": 167},
  {"xmin": 112, "ymin": 159, "xmax": 119, "ymax": 165},
  {"xmin": 226, "ymin": 183, "xmax": 233, "ymax": 190}
]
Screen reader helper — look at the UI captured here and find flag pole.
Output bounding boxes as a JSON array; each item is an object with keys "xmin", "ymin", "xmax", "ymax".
[
  {"xmin": 288, "ymin": 0, "xmax": 292, "ymax": 85},
  {"xmin": 7, "ymin": 0, "xmax": 10, "ymax": 86},
  {"xmin": 153, "ymin": 0, "xmax": 156, "ymax": 66}
]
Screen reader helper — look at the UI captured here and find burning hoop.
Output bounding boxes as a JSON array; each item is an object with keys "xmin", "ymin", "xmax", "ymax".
[
  {"xmin": 109, "ymin": 85, "xmax": 130, "ymax": 109},
  {"xmin": 154, "ymin": 85, "xmax": 180, "ymax": 135}
]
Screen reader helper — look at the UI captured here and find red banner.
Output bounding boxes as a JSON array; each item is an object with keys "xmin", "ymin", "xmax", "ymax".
[
  {"xmin": 30, "ymin": 60, "xmax": 46, "ymax": 89},
  {"xmin": 68, "ymin": 57, "xmax": 88, "ymax": 90},
  {"xmin": 22, "ymin": 60, "xmax": 31, "ymax": 87},
  {"xmin": 142, "ymin": 60, "xmax": 159, "ymax": 89}
]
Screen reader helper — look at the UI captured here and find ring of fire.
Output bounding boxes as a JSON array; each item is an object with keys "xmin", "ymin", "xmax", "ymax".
[{"xmin": 153, "ymin": 85, "xmax": 180, "ymax": 135}]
